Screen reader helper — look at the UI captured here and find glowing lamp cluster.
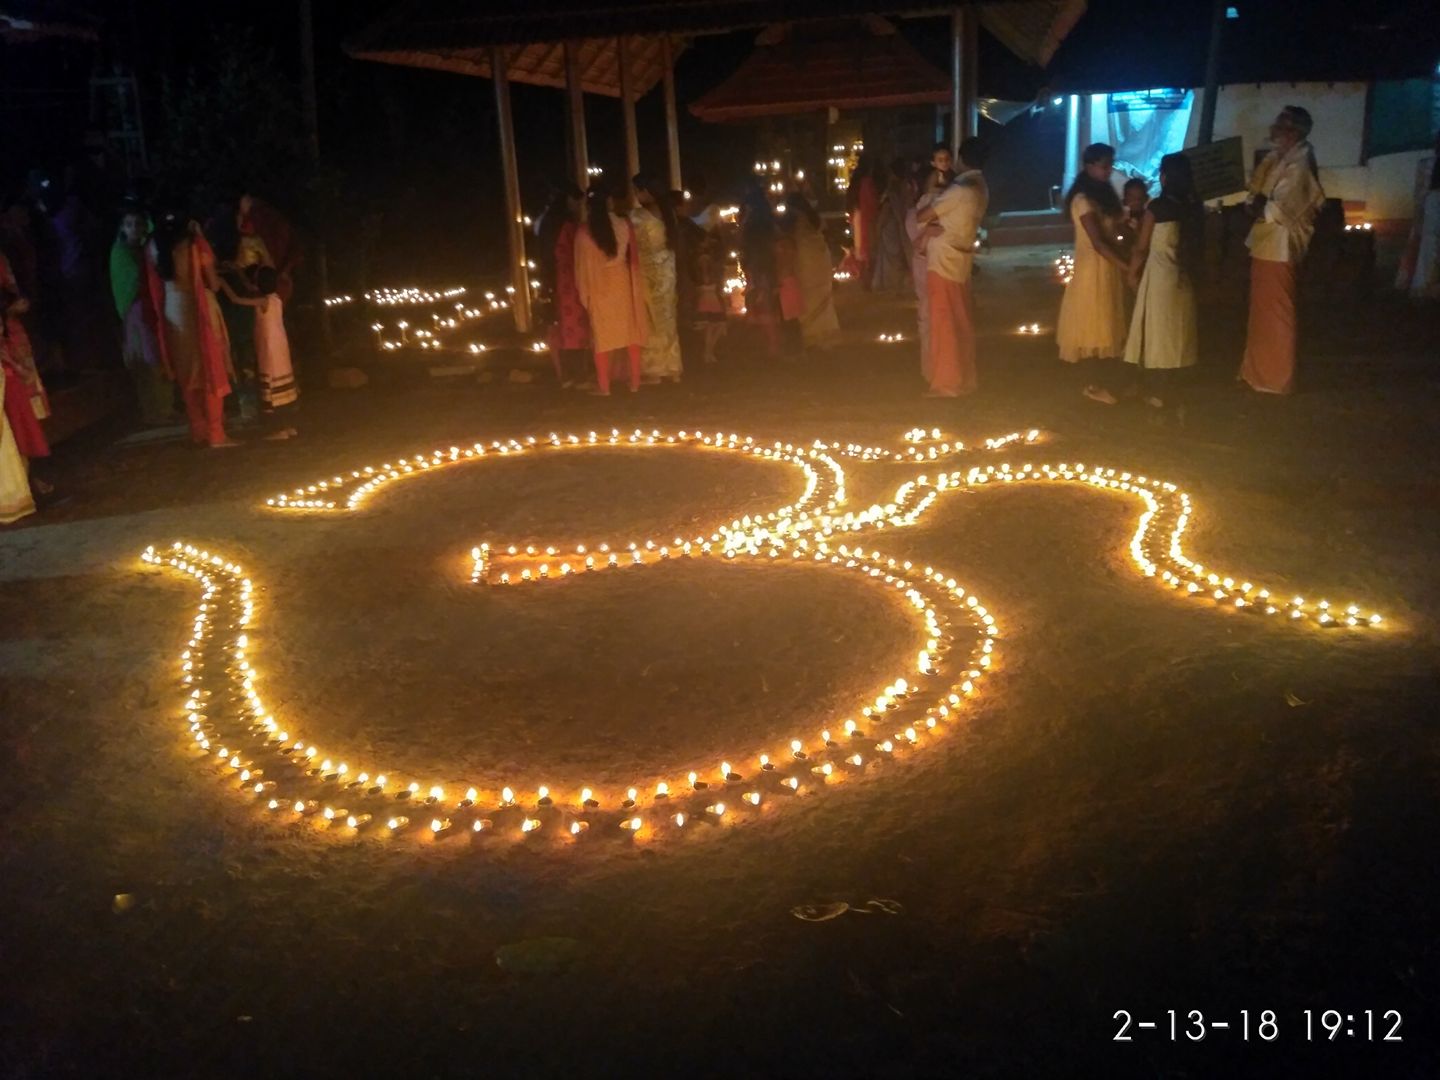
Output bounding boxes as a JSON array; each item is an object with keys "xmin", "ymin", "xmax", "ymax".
[{"xmin": 144, "ymin": 425, "xmax": 1383, "ymax": 850}]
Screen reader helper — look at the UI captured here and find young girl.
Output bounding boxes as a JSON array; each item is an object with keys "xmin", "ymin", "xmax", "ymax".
[
  {"xmin": 1125, "ymin": 152, "xmax": 1202, "ymax": 415},
  {"xmin": 252, "ymin": 266, "xmax": 297, "ymax": 438},
  {"xmin": 1056, "ymin": 143, "xmax": 1130, "ymax": 404}
]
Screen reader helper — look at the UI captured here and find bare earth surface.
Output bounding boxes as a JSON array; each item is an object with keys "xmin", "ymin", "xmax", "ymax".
[{"xmin": 2, "ymin": 249, "xmax": 1438, "ymax": 1078}]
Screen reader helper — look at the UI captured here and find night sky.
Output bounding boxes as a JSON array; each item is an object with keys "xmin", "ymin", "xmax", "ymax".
[{"xmin": 5, "ymin": 0, "xmax": 1433, "ymax": 283}]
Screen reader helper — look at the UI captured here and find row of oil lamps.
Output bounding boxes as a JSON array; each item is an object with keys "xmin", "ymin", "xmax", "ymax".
[{"xmin": 142, "ymin": 424, "xmax": 1382, "ymax": 847}]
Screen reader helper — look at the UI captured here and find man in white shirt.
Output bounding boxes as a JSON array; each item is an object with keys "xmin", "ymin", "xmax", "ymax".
[
  {"xmin": 1240, "ymin": 105, "xmax": 1325, "ymax": 395},
  {"xmin": 918, "ymin": 137, "xmax": 989, "ymax": 396}
]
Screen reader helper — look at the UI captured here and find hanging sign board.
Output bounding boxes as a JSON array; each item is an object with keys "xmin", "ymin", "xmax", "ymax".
[{"xmin": 1180, "ymin": 136, "xmax": 1247, "ymax": 201}]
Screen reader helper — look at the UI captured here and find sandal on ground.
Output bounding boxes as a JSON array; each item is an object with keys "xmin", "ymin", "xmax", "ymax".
[{"xmin": 1083, "ymin": 385, "xmax": 1118, "ymax": 405}]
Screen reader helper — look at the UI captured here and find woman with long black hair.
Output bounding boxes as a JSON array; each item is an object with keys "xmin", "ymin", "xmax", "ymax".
[
  {"xmin": 783, "ymin": 190, "xmax": 840, "ymax": 350},
  {"xmin": 739, "ymin": 179, "xmax": 782, "ymax": 357},
  {"xmin": 574, "ymin": 177, "xmax": 648, "ymax": 395},
  {"xmin": 1125, "ymin": 152, "xmax": 1203, "ymax": 413},
  {"xmin": 537, "ymin": 182, "xmax": 590, "ymax": 387},
  {"xmin": 145, "ymin": 211, "xmax": 236, "ymax": 446},
  {"xmin": 1056, "ymin": 142, "xmax": 1130, "ymax": 404}
]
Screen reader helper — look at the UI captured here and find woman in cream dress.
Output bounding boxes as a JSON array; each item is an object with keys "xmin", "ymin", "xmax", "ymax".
[
  {"xmin": 1125, "ymin": 152, "xmax": 1202, "ymax": 414},
  {"xmin": 1056, "ymin": 142, "xmax": 1130, "ymax": 404}
]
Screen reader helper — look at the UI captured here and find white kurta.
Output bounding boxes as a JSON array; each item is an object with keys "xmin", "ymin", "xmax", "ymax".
[{"xmin": 1124, "ymin": 220, "xmax": 1197, "ymax": 370}]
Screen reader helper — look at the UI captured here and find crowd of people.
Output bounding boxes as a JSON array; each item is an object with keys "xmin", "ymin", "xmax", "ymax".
[
  {"xmin": 841, "ymin": 106, "xmax": 1352, "ymax": 413},
  {"xmin": 532, "ymin": 171, "xmax": 842, "ymax": 395},
  {"xmin": 1, "ymin": 182, "xmax": 301, "ymax": 524},
  {"xmin": 5, "ymin": 106, "xmax": 1436, "ymax": 526}
]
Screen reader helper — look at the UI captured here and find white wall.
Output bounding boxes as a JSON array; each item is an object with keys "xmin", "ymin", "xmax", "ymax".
[
  {"xmin": 1184, "ymin": 82, "xmax": 1423, "ymax": 221},
  {"xmin": 1186, "ymin": 82, "xmax": 1368, "ymax": 170}
]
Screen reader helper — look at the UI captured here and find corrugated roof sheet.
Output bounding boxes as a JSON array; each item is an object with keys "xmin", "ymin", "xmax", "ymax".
[
  {"xmin": 689, "ymin": 17, "xmax": 951, "ymax": 121},
  {"xmin": 349, "ymin": 34, "xmax": 678, "ymax": 98},
  {"xmin": 346, "ymin": 1, "xmax": 1085, "ymax": 95}
]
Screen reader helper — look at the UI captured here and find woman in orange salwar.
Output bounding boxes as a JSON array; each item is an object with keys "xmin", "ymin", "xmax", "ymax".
[
  {"xmin": 146, "ymin": 214, "xmax": 236, "ymax": 446},
  {"xmin": 574, "ymin": 181, "xmax": 649, "ymax": 396},
  {"xmin": 1239, "ymin": 106, "xmax": 1325, "ymax": 396}
]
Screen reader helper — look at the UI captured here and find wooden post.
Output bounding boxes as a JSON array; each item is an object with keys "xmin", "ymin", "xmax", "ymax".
[
  {"xmin": 618, "ymin": 35, "xmax": 640, "ymax": 183},
  {"xmin": 299, "ymin": 0, "xmax": 332, "ymax": 351},
  {"xmin": 661, "ymin": 34, "xmax": 682, "ymax": 191},
  {"xmin": 949, "ymin": 9, "xmax": 963, "ymax": 158},
  {"xmin": 961, "ymin": 7, "xmax": 979, "ymax": 139},
  {"xmin": 491, "ymin": 45, "xmax": 531, "ymax": 333},
  {"xmin": 564, "ymin": 39, "xmax": 590, "ymax": 190},
  {"xmin": 1197, "ymin": 0, "xmax": 1227, "ymax": 144},
  {"xmin": 1063, "ymin": 93, "xmax": 1080, "ymax": 199}
]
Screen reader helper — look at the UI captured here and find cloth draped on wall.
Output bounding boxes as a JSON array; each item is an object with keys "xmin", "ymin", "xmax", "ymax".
[{"xmin": 1098, "ymin": 90, "xmax": 1195, "ymax": 185}]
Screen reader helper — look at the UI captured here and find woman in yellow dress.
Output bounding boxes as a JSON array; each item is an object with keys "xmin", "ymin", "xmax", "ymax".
[{"xmin": 1056, "ymin": 142, "xmax": 1130, "ymax": 404}]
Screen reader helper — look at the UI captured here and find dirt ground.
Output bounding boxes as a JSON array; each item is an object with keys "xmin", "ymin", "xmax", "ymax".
[{"xmin": 2, "ymin": 248, "xmax": 1438, "ymax": 1078}]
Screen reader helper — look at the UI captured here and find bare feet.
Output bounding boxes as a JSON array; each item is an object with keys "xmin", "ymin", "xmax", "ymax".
[
  {"xmin": 923, "ymin": 389, "xmax": 958, "ymax": 398},
  {"xmin": 1083, "ymin": 385, "xmax": 1117, "ymax": 405},
  {"xmin": 208, "ymin": 438, "xmax": 242, "ymax": 449}
]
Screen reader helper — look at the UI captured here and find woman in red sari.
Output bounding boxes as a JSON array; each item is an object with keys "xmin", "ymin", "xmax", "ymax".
[
  {"xmin": 847, "ymin": 152, "xmax": 881, "ymax": 289},
  {"xmin": 537, "ymin": 183, "xmax": 591, "ymax": 387},
  {"xmin": 146, "ymin": 213, "xmax": 236, "ymax": 448},
  {"xmin": 1, "ymin": 249, "xmax": 50, "ymax": 511}
]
